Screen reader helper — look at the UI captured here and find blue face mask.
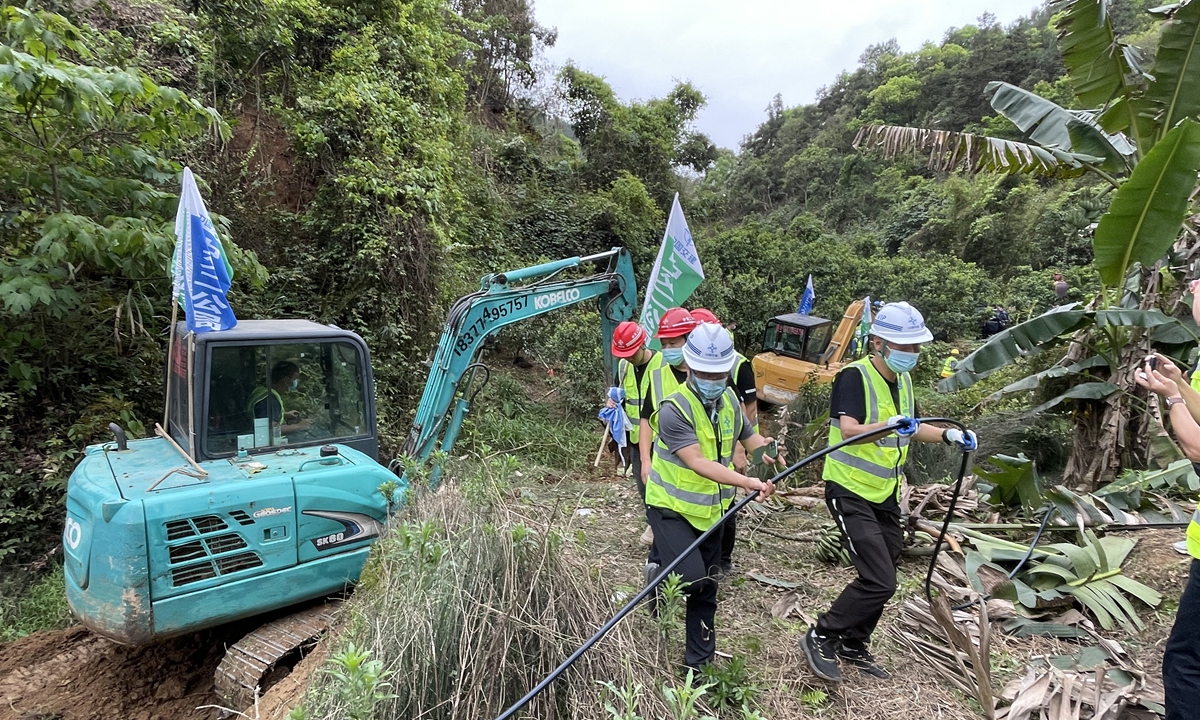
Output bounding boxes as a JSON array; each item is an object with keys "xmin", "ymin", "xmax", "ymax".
[
  {"xmin": 661, "ymin": 348, "xmax": 685, "ymax": 366},
  {"xmin": 690, "ymin": 377, "xmax": 727, "ymax": 403},
  {"xmin": 290, "ymin": 378, "xmax": 300, "ymax": 391},
  {"xmin": 883, "ymin": 346, "xmax": 920, "ymax": 374}
]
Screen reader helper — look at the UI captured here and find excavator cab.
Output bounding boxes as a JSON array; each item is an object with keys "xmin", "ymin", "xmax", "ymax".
[
  {"xmin": 752, "ymin": 300, "xmax": 865, "ymax": 407},
  {"xmin": 185, "ymin": 321, "xmax": 376, "ymax": 461},
  {"xmin": 761, "ymin": 314, "xmax": 834, "ymax": 365}
]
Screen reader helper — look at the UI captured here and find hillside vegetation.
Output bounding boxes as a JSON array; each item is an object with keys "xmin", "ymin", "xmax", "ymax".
[{"xmin": 0, "ymin": 0, "xmax": 1190, "ymax": 575}]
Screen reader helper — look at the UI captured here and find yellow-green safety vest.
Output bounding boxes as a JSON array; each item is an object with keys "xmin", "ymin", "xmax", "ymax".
[
  {"xmin": 644, "ymin": 354, "xmax": 688, "ymax": 434},
  {"xmin": 647, "ymin": 386, "xmax": 744, "ymax": 531},
  {"xmin": 823, "ymin": 357, "xmax": 915, "ymax": 504},
  {"xmin": 940, "ymin": 357, "xmax": 957, "ymax": 379},
  {"xmin": 729, "ymin": 352, "xmax": 760, "ymax": 434},
  {"xmin": 1188, "ymin": 506, "xmax": 1200, "ymax": 560},
  {"xmin": 1191, "ymin": 372, "xmax": 1200, "ymax": 394},
  {"xmin": 247, "ymin": 387, "xmax": 284, "ymax": 423},
  {"xmin": 618, "ymin": 350, "xmax": 658, "ymax": 444}
]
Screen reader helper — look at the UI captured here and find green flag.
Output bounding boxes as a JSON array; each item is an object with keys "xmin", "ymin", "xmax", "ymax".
[{"xmin": 638, "ymin": 193, "xmax": 704, "ymax": 345}]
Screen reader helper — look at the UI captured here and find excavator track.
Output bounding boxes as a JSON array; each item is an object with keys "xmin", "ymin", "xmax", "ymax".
[{"xmin": 214, "ymin": 601, "xmax": 341, "ymax": 711}]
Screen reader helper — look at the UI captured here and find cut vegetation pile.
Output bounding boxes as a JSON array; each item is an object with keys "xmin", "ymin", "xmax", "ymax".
[{"xmin": 293, "ymin": 484, "xmax": 669, "ymax": 720}]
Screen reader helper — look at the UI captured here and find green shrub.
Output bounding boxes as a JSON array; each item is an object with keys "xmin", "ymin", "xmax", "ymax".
[{"xmin": 0, "ymin": 564, "xmax": 72, "ymax": 641}]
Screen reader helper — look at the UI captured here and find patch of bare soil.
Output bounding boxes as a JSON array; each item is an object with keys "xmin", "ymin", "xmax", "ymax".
[{"xmin": 0, "ymin": 625, "xmax": 231, "ymax": 720}]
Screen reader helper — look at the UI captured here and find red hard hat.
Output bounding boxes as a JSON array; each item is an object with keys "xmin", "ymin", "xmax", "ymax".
[
  {"xmin": 612, "ymin": 321, "xmax": 648, "ymax": 358},
  {"xmin": 690, "ymin": 308, "xmax": 720, "ymax": 325},
  {"xmin": 655, "ymin": 308, "xmax": 698, "ymax": 338}
]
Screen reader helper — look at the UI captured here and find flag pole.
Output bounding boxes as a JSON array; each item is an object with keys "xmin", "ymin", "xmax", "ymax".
[
  {"xmin": 593, "ymin": 425, "xmax": 610, "ymax": 468},
  {"xmin": 162, "ymin": 300, "xmax": 179, "ymax": 430}
]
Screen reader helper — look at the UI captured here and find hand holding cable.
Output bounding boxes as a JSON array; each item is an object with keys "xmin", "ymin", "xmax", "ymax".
[
  {"xmin": 887, "ymin": 415, "xmax": 921, "ymax": 437},
  {"xmin": 941, "ymin": 427, "xmax": 978, "ymax": 451}
]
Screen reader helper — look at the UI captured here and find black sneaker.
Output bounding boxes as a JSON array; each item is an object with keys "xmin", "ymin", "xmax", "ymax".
[
  {"xmin": 837, "ymin": 639, "xmax": 889, "ymax": 679},
  {"xmin": 800, "ymin": 628, "xmax": 843, "ymax": 683},
  {"xmin": 643, "ymin": 562, "xmax": 660, "ymax": 617}
]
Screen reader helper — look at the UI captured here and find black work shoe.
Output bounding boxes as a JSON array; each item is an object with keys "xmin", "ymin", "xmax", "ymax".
[
  {"xmin": 644, "ymin": 562, "xmax": 660, "ymax": 617},
  {"xmin": 800, "ymin": 628, "xmax": 843, "ymax": 683},
  {"xmin": 837, "ymin": 639, "xmax": 889, "ymax": 679}
]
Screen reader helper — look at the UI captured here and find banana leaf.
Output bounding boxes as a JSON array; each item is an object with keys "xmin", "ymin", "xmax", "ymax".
[
  {"xmin": 985, "ymin": 81, "xmax": 1133, "ymax": 170},
  {"xmin": 939, "ymin": 305, "xmax": 1090, "ymax": 391},
  {"xmin": 988, "ymin": 355, "xmax": 1108, "ymax": 400},
  {"xmin": 942, "ymin": 305, "xmax": 1189, "ymax": 392},
  {"xmin": 1141, "ymin": 0, "xmax": 1200, "ymax": 145},
  {"xmin": 975, "ymin": 454, "xmax": 1045, "ymax": 512},
  {"xmin": 853, "ymin": 124, "xmax": 1099, "ymax": 177},
  {"xmin": 1025, "ymin": 381, "xmax": 1120, "ymax": 415},
  {"xmin": 1051, "ymin": 0, "xmax": 1143, "ymax": 107},
  {"xmin": 1093, "ymin": 118, "xmax": 1200, "ymax": 286},
  {"xmin": 1099, "ymin": 457, "xmax": 1199, "ymax": 496}
]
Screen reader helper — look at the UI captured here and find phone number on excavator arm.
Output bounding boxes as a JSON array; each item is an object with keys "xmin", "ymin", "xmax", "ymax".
[{"xmin": 454, "ymin": 296, "xmax": 530, "ymax": 356}]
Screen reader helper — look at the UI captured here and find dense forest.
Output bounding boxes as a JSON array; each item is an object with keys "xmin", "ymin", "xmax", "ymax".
[{"xmin": 0, "ymin": 0, "xmax": 1189, "ymax": 573}]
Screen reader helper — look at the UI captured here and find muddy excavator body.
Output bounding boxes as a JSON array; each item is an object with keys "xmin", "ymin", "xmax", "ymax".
[
  {"xmin": 63, "ymin": 248, "xmax": 637, "ymax": 665},
  {"xmin": 751, "ymin": 299, "xmax": 865, "ymax": 406}
]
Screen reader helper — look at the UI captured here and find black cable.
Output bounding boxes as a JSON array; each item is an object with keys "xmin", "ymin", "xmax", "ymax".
[
  {"xmin": 494, "ymin": 420, "xmax": 918, "ymax": 720},
  {"xmin": 948, "ymin": 503, "xmax": 1056, "ymax": 612}
]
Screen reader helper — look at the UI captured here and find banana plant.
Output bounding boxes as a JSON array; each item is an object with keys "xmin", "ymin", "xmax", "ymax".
[
  {"xmin": 966, "ymin": 531, "xmax": 1162, "ymax": 631},
  {"xmin": 861, "ymin": 0, "xmax": 1200, "ymax": 486}
]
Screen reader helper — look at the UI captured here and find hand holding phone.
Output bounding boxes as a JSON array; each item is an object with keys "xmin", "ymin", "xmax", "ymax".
[{"xmin": 751, "ymin": 438, "xmax": 779, "ymax": 465}]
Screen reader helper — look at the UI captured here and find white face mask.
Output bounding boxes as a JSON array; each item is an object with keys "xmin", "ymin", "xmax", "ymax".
[{"xmin": 290, "ymin": 378, "xmax": 299, "ymax": 391}]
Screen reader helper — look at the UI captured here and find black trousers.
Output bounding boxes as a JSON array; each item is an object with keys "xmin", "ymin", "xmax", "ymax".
[
  {"xmin": 1165, "ymin": 559, "xmax": 1200, "ymax": 720},
  {"xmin": 720, "ymin": 511, "xmax": 736, "ymax": 567},
  {"xmin": 646, "ymin": 505, "xmax": 722, "ymax": 668},
  {"xmin": 629, "ymin": 437, "xmax": 643, "ymax": 499},
  {"xmin": 816, "ymin": 493, "xmax": 904, "ymax": 643}
]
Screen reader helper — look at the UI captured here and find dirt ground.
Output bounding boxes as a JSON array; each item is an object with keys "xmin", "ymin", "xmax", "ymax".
[
  {"xmin": 0, "ymin": 625, "xmax": 232, "ymax": 720},
  {"xmin": 0, "ymin": 463, "xmax": 1187, "ymax": 720},
  {"xmin": 506, "ymin": 464, "xmax": 1185, "ymax": 719}
]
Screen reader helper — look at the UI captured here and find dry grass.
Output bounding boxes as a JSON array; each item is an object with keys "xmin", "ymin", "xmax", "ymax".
[{"xmin": 297, "ymin": 483, "xmax": 672, "ymax": 720}]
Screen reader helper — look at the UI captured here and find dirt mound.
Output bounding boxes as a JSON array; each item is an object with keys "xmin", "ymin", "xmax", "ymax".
[{"xmin": 0, "ymin": 625, "xmax": 241, "ymax": 720}]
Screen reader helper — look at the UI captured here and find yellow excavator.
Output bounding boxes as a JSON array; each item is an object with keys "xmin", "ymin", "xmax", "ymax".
[{"xmin": 752, "ymin": 299, "xmax": 866, "ymax": 406}]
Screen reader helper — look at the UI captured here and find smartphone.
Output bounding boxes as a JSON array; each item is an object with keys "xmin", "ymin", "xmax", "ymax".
[
  {"xmin": 752, "ymin": 439, "xmax": 779, "ymax": 465},
  {"xmin": 1146, "ymin": 356, "xmax": 1159, "ymax": 371}
]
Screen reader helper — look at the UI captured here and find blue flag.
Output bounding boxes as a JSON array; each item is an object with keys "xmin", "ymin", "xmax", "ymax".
[
  {"xmin": 172, "ymin": 168, "xmax": 237, "ymax": 333},
  {"xmin": 798, "ymin": 274, "xmax": 815, "ymax": 315}
]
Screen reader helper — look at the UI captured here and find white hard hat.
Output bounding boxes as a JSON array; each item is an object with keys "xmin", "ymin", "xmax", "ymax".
[
  {"xmin": 684, "ymin": 322, "xmax": 737, "ymax": 373},
  {"xmin": 870, "ymin": 302, "xmax": 934, "ymax": 344}
]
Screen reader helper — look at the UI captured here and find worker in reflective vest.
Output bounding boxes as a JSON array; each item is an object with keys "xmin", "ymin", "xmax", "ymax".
[
  {"xmin": 691, "ymin": 308, "xmax": 757, "ymax": 579},
  {"xmin": 646, "ymin": 322, "xmax": 784, "ymax": 670},
  {"xmin": 1135, "ymin": 352, "xmax": 1200, "ymax": 720},
  {"xmin": 638, "ymin": 308, "xmax": 699, "ymax": 570},
  {"xmin": 611, "ymin": 321, "xmax": 659, "ymax": 494},
  {"xmin": 801, "ymin": 302, "xmax": 976, "ymax": 684},
  {"xmin": 940, "ymin": 349, "xmax": 960, "ymax": 379}
]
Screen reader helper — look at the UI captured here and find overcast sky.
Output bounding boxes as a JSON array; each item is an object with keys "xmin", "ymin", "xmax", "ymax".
[{"xmin": 534, "ymin": 0, "xmax": 1040, "ymax": 151}]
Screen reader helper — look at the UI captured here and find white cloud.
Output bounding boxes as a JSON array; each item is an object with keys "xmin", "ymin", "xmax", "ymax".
[{"xmin": 534, "ymin": 0, "xmax": 1040, "ymax": 150}]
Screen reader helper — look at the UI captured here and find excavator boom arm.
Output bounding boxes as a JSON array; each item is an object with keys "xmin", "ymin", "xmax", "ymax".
[{"xmin": 400, "ymin": 248, "xmax": 637, "ymax": 463}]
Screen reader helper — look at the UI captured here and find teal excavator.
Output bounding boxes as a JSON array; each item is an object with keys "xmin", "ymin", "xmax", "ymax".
[{"xmin": 62, "ymin": 248, "xmax": 636, "ymax": 706}]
